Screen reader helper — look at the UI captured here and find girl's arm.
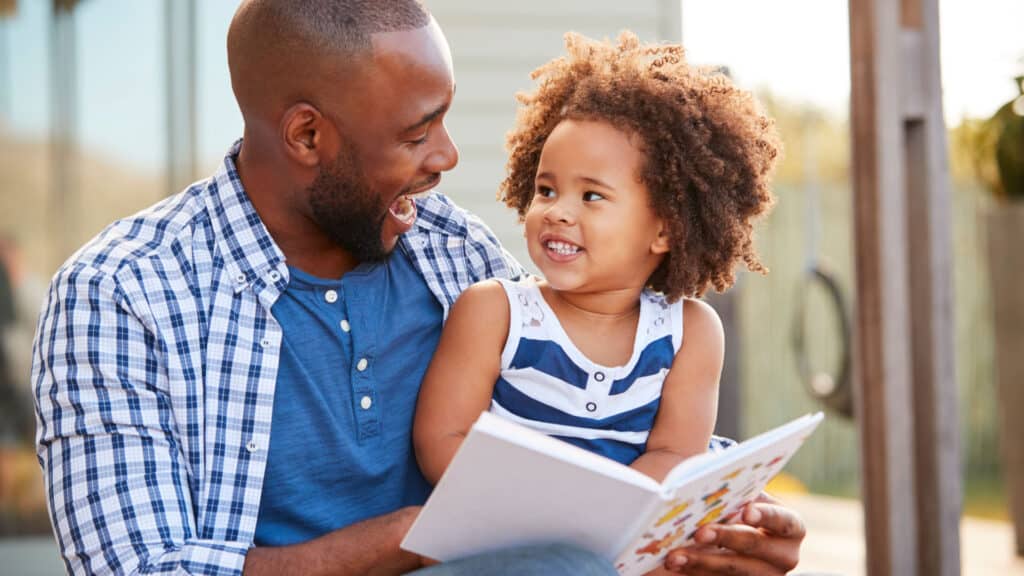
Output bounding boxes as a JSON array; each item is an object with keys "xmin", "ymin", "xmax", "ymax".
[
  {"xmin": 413, "ymin": 280, "xmax": 511, "ymax": 485},
  {"xmin": 630, "ymin": 298, "xmax": 724, "ymax": 482}
]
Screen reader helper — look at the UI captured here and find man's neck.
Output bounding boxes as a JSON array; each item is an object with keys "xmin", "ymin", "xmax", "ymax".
[{"xmin": 236, "ymin": 139, "xmax": 360, "ymax": 279}]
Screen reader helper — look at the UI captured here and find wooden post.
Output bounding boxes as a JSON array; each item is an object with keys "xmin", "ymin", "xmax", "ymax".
[
  {"xmin": 848, "ymin": 0, "xmax": 961, "ymax": 574},
  {"xmin": 987, "ymin": 202, "xmax": 1024, "ymax": 555}
]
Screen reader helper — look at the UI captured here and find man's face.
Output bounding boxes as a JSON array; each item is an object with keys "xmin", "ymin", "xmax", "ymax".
[{"xmin": 315, "ymin": 18, "xmax": 459, "ymax": 259}]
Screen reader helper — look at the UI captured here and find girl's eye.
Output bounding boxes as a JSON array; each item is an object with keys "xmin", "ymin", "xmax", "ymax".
[
  {"xmin": 536, "ymin": 186, "xmax": 555, "ymax": 198},
  {"xmin": 583, "ymin": 191, "xmax": 605, "ymax": 201}
]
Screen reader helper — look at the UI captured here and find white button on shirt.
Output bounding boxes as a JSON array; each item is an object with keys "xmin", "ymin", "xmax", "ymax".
[
  {"xmin": 360, "ymin": 396, "xmax": 372, "ymax": 410},
  {"xmin": 356, "ymin": 358, "xmax": 368, "ymax": 371},
  {"xmin": 324, "ymin": 289, "xmax": 338, "ymax": 304},
  {"xmin": 340, "ymin": 319, "xmax": 351, "ymax": 332},
  {"xmin": 246, "ymin": 440, "xmax": 258, "ymax": 453}
]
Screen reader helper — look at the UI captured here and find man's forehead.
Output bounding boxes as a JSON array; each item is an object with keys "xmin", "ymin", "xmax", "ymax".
[{"xmin": 370, "ymin": 18, "xmax": 453, "ymax": 75}]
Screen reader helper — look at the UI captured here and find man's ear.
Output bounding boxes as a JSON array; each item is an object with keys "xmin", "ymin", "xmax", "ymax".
[
  {"xmin": 651, "ymin": 221, "xmax": 671, "ymax": 255},
  {"xmin": 281, "ymin": 103, "xmax": 323, "ymax": 169}
]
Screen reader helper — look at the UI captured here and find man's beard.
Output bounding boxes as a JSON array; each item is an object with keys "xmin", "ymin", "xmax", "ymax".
[{"xmin": 307, "ymin": 145, "xmax": 391, "ymax": 264}]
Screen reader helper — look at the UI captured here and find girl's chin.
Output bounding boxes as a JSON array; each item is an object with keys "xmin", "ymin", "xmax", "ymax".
[{"xmin": 536, "ymin": 271, "xmax": 585, "ymax": 293}]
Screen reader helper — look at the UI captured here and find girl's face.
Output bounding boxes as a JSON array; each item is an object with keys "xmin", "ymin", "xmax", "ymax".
[{"xmin": 524, "ymin": 119, "xmax": 670, "ymax": 295}]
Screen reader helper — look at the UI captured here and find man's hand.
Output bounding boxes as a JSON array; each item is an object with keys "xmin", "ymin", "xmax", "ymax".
[
  {"xmin": 245, "ymin": 506, "xmax": 426, "ymax": 576},
  {"xmin": 661, "ymin": 493, "xmax": 804, "ymax": 576}
]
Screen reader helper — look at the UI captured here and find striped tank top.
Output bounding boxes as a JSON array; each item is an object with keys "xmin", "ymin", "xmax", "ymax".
[{"xmin": 490, "ymin": 278, "xmax": 683, "ymax": 465}]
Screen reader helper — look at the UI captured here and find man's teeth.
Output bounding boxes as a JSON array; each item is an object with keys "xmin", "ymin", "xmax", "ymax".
[
  {"xmin": 391, "ymin": 196, "xmax": 415, "ymax": 220},
  {"xmin": 546, "ymin": 241, "xmax": 580, "ymax": 255},
  {"xmin": 405, "ymin": 190, "xmax": 433, "ymax": 200}
]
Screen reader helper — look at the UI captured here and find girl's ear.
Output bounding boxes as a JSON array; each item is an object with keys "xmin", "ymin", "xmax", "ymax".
[{"xmin": 651, "ymin": 220, "xmax": 671, "ymax": 255}]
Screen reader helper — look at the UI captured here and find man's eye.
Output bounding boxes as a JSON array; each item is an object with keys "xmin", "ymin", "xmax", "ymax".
[
  {"xmin": 410, "ymin": 133, "xmax": 429, "ymax": 145},
  {"xmin": 583, "ymin": 191, "xmax": 604, "ymax": 201},
  {"xmin": 536, "ymin": 186, "xmax": 555, "ymax": 198}
]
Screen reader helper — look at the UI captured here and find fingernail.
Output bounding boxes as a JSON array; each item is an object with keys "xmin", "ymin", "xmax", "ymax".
[
  {"xmin": 746, "ymin": 507, "xmax": 762, "ymax": 524},
  {"xmin": 667, "ymin": 554, "xmax": 688, "ymax": 569},
  {"xmin": 696, "ymin": 528, "xmax": 716, "ymax": 543}
]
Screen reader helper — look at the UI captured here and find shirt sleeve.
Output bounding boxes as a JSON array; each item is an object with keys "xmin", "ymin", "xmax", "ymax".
[
  {"xmin": 462, "ymin": 209, "xmax": 527, "ymax": 282},
  {"xmin": 32, "ymin": 262, "xmax": 250, "ymax": 576},
  {"xmin": 708, "ymin": 435, "xmax": 737, "ymax": 452}
]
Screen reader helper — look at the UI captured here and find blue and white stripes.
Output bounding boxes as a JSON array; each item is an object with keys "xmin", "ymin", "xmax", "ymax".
[{"xmin": 490, "ymin": 279, "xmax": 683, "ymax": 465}]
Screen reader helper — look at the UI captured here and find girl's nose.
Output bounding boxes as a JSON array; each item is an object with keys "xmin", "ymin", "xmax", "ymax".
[{"xmin": 544, "ymin": 200, "xmax": 575, "ymax": 225}]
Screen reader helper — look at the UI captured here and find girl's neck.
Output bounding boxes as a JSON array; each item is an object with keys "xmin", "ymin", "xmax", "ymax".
[
  {"xmin": 542, "ymin": 284, "xmax": 643, "ymax": 320},
  {"xmin": 538, "ymin": 282, "xmax": 646, "ymax": 367}
]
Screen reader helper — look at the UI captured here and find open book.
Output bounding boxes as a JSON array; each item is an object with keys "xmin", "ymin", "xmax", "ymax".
[{"xmin": 402, "ymin": 411, "xmax": 823, "ymax": 576}]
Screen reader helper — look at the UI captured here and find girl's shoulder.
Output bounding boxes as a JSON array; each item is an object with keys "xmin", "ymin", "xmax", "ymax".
[{"xmin": 451, "ymin": 279, "xmax": 512, "ymax": 318}]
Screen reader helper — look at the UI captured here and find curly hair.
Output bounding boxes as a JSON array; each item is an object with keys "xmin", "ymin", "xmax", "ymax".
[{"xmin": 499, "ymin": 31, "xmax": 781, "ymax": 301}]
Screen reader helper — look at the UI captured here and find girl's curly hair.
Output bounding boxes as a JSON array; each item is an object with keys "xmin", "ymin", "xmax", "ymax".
[{"xmin": 499, "ymin": 31, "xmax": 781, "ymax": 301}]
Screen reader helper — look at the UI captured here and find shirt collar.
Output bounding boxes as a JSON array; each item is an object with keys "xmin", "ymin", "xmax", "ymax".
[{"xmin": 204, "ymin": 139, "xmax": 287, "ymax": 295}]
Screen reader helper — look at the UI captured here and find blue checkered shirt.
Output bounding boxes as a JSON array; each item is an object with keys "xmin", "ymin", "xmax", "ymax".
[
  {"xmin": 31, "ymin": 140, "xmax": 524, "ymax": 575},
  {"xmin": 32, "ymin": 140, "xmax": 735, "ymax": 575}
]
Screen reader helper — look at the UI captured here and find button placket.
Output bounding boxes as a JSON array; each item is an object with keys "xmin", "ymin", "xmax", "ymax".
[{"xmin": 345, "ymin": 289, "xmax": 379, "ymax": 442}]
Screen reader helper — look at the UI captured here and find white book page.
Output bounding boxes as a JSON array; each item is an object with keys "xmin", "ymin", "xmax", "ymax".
[
  {"xmin": 613, "ymin": 413, "xmax": 824, "ymax": 576},
  {"xmin": 662, "ymin": 413, "xmax": 824, "ymax": 490},
  {"xmin": 475, "ymin": 411, "xmax": 660, "ymax": 491},
  {"xmin": 402, "ymin": 413, "xmax": 660, "ymax": 562}
]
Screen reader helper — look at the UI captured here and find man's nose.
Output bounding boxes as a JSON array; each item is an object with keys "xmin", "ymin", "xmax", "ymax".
[{"xmin": 425, "ymin": 123, "xmax": 459, "ymax": 173}]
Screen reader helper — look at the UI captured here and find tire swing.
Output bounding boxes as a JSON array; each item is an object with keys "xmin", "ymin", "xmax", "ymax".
[
  {"xmin": 791, "ymin": 265, "xmax": 853, "ymax": 418},
  {"xmin": 790, "ymin": 118, "xmax": 854, "ymax": 418}
]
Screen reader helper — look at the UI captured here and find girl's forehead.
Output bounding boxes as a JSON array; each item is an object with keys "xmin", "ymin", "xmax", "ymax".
[{"xmin": 539, "ymin": 119, "xmax": 646, "ymax": 176}]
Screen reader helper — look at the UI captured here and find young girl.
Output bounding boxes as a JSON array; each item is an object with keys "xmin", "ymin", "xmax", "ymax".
[{"xmin": 413, "ymin": 31, "xmax": 780, "ymax": 484}]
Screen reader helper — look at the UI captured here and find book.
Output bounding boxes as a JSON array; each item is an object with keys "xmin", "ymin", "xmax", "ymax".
[{"xmin": 401, "ymin": 411, "xmax": 824, "ymax": 576}]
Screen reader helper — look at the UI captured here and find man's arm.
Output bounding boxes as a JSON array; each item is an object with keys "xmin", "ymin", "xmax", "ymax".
[
  {"xmin": 33, "ymin": 262, "xmax": 275, "ymax": 574},
  {"xmin": 33, "ymin": 263, "xmax": 424, "ymax": 576},
  {"xmin": 243, "ymin": 507, "xmax": 422, "ymax": 576}
]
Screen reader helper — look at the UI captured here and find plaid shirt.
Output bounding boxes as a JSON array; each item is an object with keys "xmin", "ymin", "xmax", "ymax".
[{"xmin": 31, "ymin": 140, "xmax": 523, "ymax": 575}]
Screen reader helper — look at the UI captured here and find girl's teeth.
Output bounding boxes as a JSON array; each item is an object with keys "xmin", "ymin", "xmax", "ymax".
[{"xmin": 546, "ymin": 241, "xmax": 580, "ymax": 255}]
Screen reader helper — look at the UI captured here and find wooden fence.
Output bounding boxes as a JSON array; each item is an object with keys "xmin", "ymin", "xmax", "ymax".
[{"xmin": 740, "ymin": 179, "xmax": 1002, "ymax": 503}]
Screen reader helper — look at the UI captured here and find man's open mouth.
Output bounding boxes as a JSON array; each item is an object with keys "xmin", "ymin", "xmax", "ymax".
[
  {"xmin": 389, "ymin": 194, "xmax": 418, "ymax": 224},
  {"xmin": 387, "ymin": 177, "xmax": 439, "ymax": 226}
]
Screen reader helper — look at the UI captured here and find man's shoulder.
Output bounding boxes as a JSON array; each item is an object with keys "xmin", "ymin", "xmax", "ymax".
[
  {"xmin": 412, "ymin": 193, "xmax": 502, "ymax": 245},
  {"xmin": 54, "ymin": 179, "xmax": 215, "ymax": 290},
  {"xmin": 412, "ymin": 192, "xmax": 469, "ymax": 236},
  {"xmin": 403, "ymin": 192, "xmax": 524, "ymax": 309}
]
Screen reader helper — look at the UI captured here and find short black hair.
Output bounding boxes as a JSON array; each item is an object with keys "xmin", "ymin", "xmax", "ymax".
[{"xmin": 247, "ymin": 0, "xmax": 431, "ymax": 55}]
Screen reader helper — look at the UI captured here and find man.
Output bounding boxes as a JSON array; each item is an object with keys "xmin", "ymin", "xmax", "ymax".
[{"xmin": 32, "ymin": 1, "xmax": 804, "ymax": 574}]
